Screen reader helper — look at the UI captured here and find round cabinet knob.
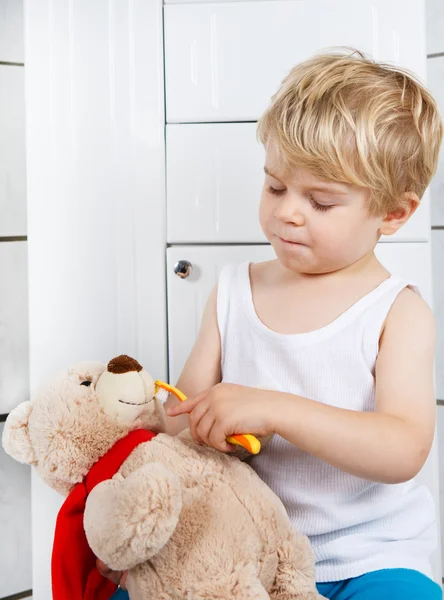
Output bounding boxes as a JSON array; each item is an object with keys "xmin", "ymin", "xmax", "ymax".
[{"xmin": 174, "ymin": 260, "xmax": 193, "ymax": 279}]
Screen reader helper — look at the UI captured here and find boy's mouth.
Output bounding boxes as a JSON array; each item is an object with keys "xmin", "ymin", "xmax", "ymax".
[{"xmin": 278, "ymin": 236, "xmax": 306, "ymax": 246}]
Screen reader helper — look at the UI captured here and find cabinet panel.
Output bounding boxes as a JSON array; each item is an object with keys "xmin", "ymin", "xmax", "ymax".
[
  {"xmin": 427, "ymin": 56, "xmax": 444, "ymax": 228},
  {"xmin": 425, "ymin": 0, "xmax": 444, "ymax": 56},
  {"xmin": 432, "ymin": 230, "xmax": 444, "ymax": 400},
  {"xmin": 167, "ymin": 245, "xmax": 275, "ymax": 384},
  {"xmin": 0, "ymin": 65, "xmax": 26, "ymax": 236},
  {"xmin": 0, "ymin": 241, "xmax": 29, "ymax": 414},
  {"xmin": 0, "ymin": 0, "xmax": 24, "ymax": 63},
  {"xmin": 164, "ymin": 0, "xmax": 426, "ymax": 123},
  {"xmin": 0, "ymin": 424, "xmax": 32, "ymax": 598},
  {"xmin": 167, "ymin": 122, "xmax": 431, "ymax": 243},
  {"xmin": 167, "ymin": 123, "xmax": 266, "ymax": 243}
]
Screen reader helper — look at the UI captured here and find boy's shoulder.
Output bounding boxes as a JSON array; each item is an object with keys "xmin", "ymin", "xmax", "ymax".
[{"xmin": 380, "ymin": 285, "xmax": 435, "ymax": 344}]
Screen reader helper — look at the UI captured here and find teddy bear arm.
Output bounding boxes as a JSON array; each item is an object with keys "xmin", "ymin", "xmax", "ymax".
[
  {"xmin": 84, "ymin": 462, "xmax": 182, "ymax": 571},
  {"xmin": 269, "ymin": 530, "xmax": 325, "ymax": 600}
]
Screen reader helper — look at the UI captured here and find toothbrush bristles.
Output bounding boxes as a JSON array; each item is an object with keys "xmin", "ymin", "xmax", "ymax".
[{"xmin": 155, "ymin": 388, "xmax": 169, "ymax": 405}]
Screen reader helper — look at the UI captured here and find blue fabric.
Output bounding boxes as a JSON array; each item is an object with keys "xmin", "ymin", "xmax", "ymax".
[
  {"xmin": 109, "ymin": 568, "xmax": 442, "ymax": 599},
  {"xmin": 316, "ymin": 569, "xmax": 442, "ymax": 599},
  {"xmin": 109, "ymin": 588, "xmax": 129, "ymax": 599}
]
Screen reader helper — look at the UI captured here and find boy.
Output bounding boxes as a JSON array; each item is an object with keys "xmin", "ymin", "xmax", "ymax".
[{"xmin": 108, "ymin": 49, "xmax": 444, "ymax": 599}]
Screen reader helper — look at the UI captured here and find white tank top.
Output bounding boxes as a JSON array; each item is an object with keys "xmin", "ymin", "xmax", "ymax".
[{"xmin": 217, "ymin": 260, "xmax": 437, "ymax": 583}]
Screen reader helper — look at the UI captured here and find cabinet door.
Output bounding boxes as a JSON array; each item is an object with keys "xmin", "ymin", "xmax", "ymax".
[
  {"xmin": 167, "ymin": 242, "xmax": 432, "ymax": 385},
  {"xmin": 167, "ymin": 245, "xmax": 276, "ymax": 383},
  {"xmin": 0, "ymin": 242, "xmax": 29, "ymax": 414},
  {"xmin": 0, "ymin": 0, "xmax": 24, "ymax": 63},
  {"xmin": 166, "ymin": 122, "xmax": 431, "ymax": 244},
  {"xmin": 167, "ymin": 241, "xmax": 440, "ymax": 582},
  {"xmin": 167, "ymin": 123, "xmax": 266, "ymax": 244},
  {"xmin": 0, "ymin": 65, "xmax": 27, "ymax": 237},
  {"xmin": 0, "ymin": 424, "xmax": 32, "ymax": 598},
  {"xmin": 164, "ymin": 0, "xmax": 426, "ymax": 123}
]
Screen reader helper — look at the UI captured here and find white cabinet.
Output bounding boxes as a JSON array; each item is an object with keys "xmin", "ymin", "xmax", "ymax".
[
  {"xmin": 167, "ymin": 242, "xmax": 432, "ymax": 386},
  {"xmin": 167, "ymin": 123, "xmax": 266, "ymax": 244},
  {"xmin": 0, "ymin": 65, "xmax": 27, "ymax": 236},
  {"xmin": 164, "ymin": 0, "xmax": 430, "ymax": 240},
  {"xmin": 167, "ymin": 241, "xmax": 441, "ymax": 581},
  {"xmin": 0, "ymin": 0, "xmax": 24, "ymax": 63},
  {"xmin": 0, "ymin": 426, "xmax": 32, "ymax": 598},
  {"xmin": 0, "ymin": 241, "xmax": 29, "ymax": 414},
  {"xmin": 25, "ymin": 0, "xmax": 441, "ymax": 596},
  {"xmin": 167, "ymin": 245, "xmax": 275, "ymax": 383},
  {"xmin": 163, "ymin": 2, "xmax": 440, "ymax": 579},
  {"xmin": 166, "ymin": 122, "xmax": 431, "ymax": 244},
  {"xmin": 164, "ymin": 0, "xmax": 426, "ymax": 123}
]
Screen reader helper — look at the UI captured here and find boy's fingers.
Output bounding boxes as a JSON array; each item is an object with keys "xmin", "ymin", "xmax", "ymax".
[
  {"xmin": 120, "ymin": 570, "xmax": 129, "ymax": 590},
  {"xmin": 189, "ymin": 403, "xmax": 211, "ymax": 445},
  {"xmin": 167, "ymin": 390, "xmax": 209, "ymax": 416},
  {"xmin": 166, "ymin": 400, "xmax": 194, "ymax": 416},
  {"xmin": 96, "ymin": 558, "xmax": 123, "ymax": 585},
  {"xmin": 96, "ymin": 558, "xmax": 108, "ymax": 575}
]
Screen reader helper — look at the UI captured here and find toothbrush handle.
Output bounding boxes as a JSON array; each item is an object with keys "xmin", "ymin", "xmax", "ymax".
[
  {"xmin": 155, "ymin": 381, "xmax": 261, "ymax": 454},
  {"xmin": 227, "ymin": 434, "xmax": 261, "ymax": 455}
]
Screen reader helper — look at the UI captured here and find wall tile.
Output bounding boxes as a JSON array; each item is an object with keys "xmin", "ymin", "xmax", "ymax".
[
  {"xmin": 426, "ymin": 0, "xmax": 444, "ymax": 56},
  {"xmin": 0, "ymin": 423, "xmax": 32, "ymax": 597},
  {"xmin": 0, "ymin": 242, "xmax": 29, "ymax": 414},
  {"xmin": 0, "ymin": 65, "xmax": 26, "ymax": 237},
  {"xmin": 432, "ymin": 229, "xmax": 444, "ymax": 400},
  {"xmin": 0, "ymin": 0, "xmax": 24, "ymax": 63}
]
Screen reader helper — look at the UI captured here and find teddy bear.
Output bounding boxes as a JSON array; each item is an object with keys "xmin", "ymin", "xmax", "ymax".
[{"xmin": 2, "ymin": 354, "xmax": 323, "ymax": 600}]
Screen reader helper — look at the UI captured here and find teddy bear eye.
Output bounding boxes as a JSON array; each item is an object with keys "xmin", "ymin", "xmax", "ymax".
[{"xmin": 80, "ymin": 380, "xmax": 92, "ymax": 387}]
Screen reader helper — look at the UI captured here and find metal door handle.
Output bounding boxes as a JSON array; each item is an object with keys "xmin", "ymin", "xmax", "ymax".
[{"xmin": 174, "ymin": 260, "xmax": 193, "ymax": 279}]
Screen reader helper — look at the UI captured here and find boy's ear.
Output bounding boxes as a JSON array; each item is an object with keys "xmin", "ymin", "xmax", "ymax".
[
  {"xmin": 1, "ymin": 401, "xmax": 37, "ymax": 465},
  {"xmin": 378, "ymin": 192, "xmax": 420, "ymax": 236}
]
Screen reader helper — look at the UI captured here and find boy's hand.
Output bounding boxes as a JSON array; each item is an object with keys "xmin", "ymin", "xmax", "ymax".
[
  {"xmin": 166, "ymin": 383, "xmax": 275, "ymax": 452},
  {"xmin": 96, "ymin": 558, "xmax": 128, "ymax": 590}
]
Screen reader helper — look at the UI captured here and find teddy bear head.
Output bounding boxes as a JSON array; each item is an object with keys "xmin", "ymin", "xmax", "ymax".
[{"xmin": 2, "ymin": 355, "xmax": 166, "ymax": 495}]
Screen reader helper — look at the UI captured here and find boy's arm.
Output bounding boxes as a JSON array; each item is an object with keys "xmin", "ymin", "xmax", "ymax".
[
  {"xmin": 273, "ymin": 287, "xmax": 436, "ymax": 483},
  {"xmin": 164, "ymin": 285, "xmax": 221, "ymax": 435}
]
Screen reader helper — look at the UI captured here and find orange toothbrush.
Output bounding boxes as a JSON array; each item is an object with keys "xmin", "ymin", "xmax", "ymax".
[{"xmin": 154, "ymin": 380, "xmax": 261, "ymax": 455}]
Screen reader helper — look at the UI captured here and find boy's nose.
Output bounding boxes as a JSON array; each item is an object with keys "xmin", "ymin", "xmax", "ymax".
[{"xmin": 274, "ymin": 199, "xmax": 305, "ymax": 226}]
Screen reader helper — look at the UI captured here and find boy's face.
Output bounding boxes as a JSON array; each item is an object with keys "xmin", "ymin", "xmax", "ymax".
[{"xmin": 259, "ymin": 140, "xmax": 385, "ymax": 275}]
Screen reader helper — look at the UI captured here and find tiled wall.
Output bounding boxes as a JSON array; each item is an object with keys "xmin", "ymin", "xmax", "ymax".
[
  {"xmin": 0, "ymin": 0, "xmax": 32, "ymax": 598},
  {"xmin": 426, "ymin": 0, "xmax": 444, "ymax": 579}
]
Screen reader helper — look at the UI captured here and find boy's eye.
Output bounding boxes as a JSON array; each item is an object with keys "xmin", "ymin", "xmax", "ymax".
[
  {"xmin": 267, "ymin": 185, "xmax": 286, "ymax": 196},
  {"xmin": 309, "ymin": 195, "xmax": 333, "ymax": 212},
  {"xmin": 267, "ymin": 185, "xmax": 333, "ymax": 212}
]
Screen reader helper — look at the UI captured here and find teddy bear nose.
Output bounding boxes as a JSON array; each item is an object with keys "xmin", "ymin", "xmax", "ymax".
[{"xmin": 107, "ymin": 354, "xmax": 143, "ymax": 374}]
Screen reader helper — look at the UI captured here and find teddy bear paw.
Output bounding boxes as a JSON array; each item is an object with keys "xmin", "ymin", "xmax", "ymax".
[{"xmin": 84, "ymin": 461, "xmax": 182, "ymax": 570}]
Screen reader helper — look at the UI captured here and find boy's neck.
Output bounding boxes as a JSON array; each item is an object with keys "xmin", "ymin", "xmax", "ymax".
[{"xmin": 274, "ymin": 249, "xmax": 389, "ymax": 285}]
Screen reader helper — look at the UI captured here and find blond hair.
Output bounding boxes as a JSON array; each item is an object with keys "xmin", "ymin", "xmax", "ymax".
[{"xmin": 256, "ymin": 48, "xmax": 443, "ymax": 215}]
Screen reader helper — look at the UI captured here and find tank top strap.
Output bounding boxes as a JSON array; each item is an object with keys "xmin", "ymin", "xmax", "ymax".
[
  {"xmin": 217, "ymin": 261, "xmax": 423, "ymax": 361},
  {"xmin": 361, "ymin": 275, "xmax": 423, "ymax": 371},
  {"xmin": 216, "ymin": 262, "xmax": 245, "ymax": 360}
]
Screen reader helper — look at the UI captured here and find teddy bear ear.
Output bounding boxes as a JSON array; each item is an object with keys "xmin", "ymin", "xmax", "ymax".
[{"xmin": 1, "ymin": 401, "xmax": 37, "ymax": 465}]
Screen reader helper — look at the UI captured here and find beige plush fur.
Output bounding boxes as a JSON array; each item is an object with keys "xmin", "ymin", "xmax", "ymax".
[{"xmin": 2, "ymin": 355, "xmax": 323, "ymax": 600}]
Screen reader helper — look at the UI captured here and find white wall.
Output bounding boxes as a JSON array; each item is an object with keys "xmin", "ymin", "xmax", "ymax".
[{"xmin": 0, "ymin": 0, "xmax": 32, "ymax": 598}]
